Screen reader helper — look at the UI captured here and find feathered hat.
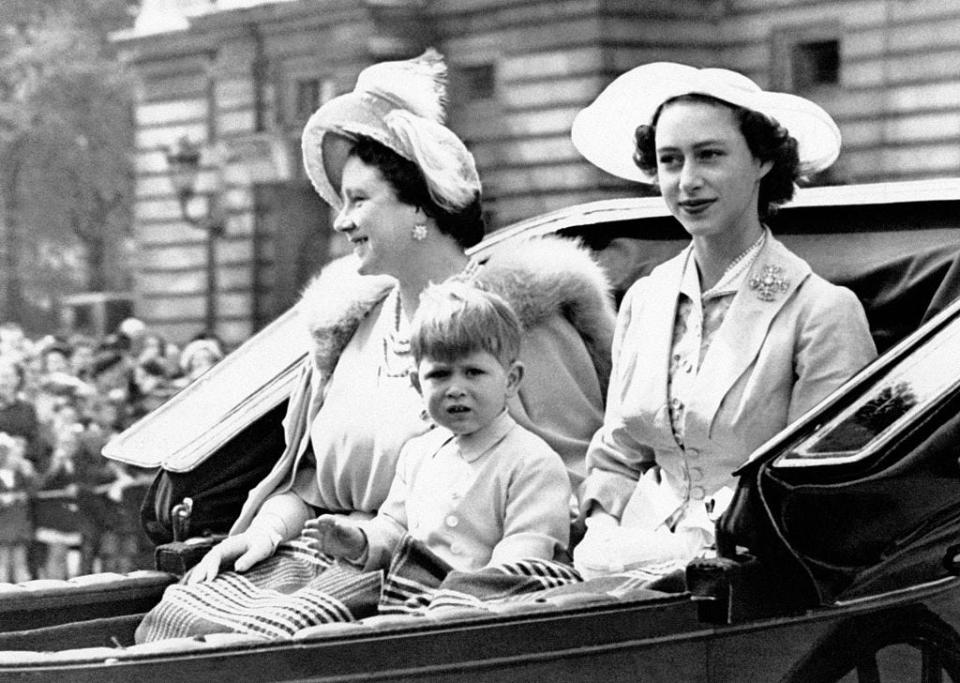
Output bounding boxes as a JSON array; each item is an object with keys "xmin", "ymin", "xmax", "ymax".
[{"xmin": 301, "ymin": 49, "xmax": 481, "ymax": 213}]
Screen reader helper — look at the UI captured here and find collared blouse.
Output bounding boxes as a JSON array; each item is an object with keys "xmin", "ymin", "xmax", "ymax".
[{"xmin": 668, "ymin": 232, "xmax": 765, "ymax": 447}]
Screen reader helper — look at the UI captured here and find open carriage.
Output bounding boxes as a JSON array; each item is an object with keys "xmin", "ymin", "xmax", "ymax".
[{"xmin": 0, "ymin": 177, "xmax": 959, "ymax": 681}]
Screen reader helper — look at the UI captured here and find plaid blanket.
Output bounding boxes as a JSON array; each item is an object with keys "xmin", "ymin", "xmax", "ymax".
[
  {"xmin": 136, "ymin": 536, "xmax": 584, "ymax": 642},
  {"xmin": 135, "ymin": 540, "xmax": 383, "ymax": 641},
  {"xmin": 379, "ymin": 537, "xmax": 583, "ymax": 615}
]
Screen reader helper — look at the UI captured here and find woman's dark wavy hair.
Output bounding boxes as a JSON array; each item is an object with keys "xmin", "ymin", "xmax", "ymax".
[
  {"xmin": 349, "ymin": 137, "xmax": 485, "ymax": 249},
  {"xmin": 633, "ymin": 94, "xmax": 800, "ymax": 219}
]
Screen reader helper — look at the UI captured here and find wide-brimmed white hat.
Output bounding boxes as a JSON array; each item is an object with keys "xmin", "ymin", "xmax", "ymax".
[
  {"xmin": 301, "ymin": 49, "xmax": 480, "ymax": 213},
  {"xmin": 571, "ymin": 62, "xmax": 841, "ymax": 183}
]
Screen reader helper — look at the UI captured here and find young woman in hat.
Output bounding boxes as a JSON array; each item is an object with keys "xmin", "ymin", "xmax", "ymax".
[
  {"xmin": 136, "ymin": 51, "xmax": 614, "ymax": 641},
  {"xmin": 570, "ymin": 63, "xmax": 877, "ymax": 578}
]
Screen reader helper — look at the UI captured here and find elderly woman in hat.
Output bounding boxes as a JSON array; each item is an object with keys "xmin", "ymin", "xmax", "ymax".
[
  {"xmin": 570, "ymin": 63, "xmax": 877, "ymax": 578},
  {"xmin": 136, "ymin": 51, "xmax": 613, "ymax": 641}
]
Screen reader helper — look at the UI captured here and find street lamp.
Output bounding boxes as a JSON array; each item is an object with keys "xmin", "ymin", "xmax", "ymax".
[{"xmin": 164, "ymin": 136, "xmax": 225, "ymax": 333}]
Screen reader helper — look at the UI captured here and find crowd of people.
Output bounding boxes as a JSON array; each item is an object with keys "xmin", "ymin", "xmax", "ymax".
[{"xmin": 0, "ymin": 319, "xmax": 225, "ymax": 582}]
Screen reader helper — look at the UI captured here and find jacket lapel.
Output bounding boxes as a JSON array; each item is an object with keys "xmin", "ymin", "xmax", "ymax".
[
  {"xmin": 686, "ymin": 235, "xmax": 811, "ymax": 441},
  {"xmin": 633, "ymin": 248, "xmax": 689, "ymax": 422}
]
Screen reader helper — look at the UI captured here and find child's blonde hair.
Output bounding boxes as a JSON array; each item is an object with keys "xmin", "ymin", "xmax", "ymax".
[{"xmin": 411, "ymin": 281, "xmax": 521, "ymax": 367}]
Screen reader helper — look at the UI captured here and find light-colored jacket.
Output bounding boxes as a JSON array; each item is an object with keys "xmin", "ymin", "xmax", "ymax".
[{"xmin": 582, "ymin": 234, "xmax": 877, "ymax": 531}]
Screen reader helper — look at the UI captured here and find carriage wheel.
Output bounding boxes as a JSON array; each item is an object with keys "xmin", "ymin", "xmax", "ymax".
[{"xmin": 785, "ymin": 605, "xmax": 960, "ymax": 683}]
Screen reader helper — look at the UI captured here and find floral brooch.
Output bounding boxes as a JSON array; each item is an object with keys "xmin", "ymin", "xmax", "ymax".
[{"xmin": 749, "ymin": 265, "xmax": 789, "ymax": 301}]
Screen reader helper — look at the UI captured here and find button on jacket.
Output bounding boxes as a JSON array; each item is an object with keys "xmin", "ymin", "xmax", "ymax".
[{"xmin": 361, "ymin": 411, "xmax": 571, "ymax": 572}]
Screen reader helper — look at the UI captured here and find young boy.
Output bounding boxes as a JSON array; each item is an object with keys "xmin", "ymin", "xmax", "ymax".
[{"xmin": 303, "ymin": 281, "xmax": 571, "ymax": 572}]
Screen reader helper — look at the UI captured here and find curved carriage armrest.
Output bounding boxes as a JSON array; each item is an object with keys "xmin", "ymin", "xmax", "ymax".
[
  {"xmin": 686, "ymin": 553, "xmax": 803, "ymax": 624},
  {"xmin": 0, "ymin": 571, "xmax": 177, "ymax": 633},
  {"xmin": 154, "ymin": 535, "xmax": 227, "ymax": 575}
]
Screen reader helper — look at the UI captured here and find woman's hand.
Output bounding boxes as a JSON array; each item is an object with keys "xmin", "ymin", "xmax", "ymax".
[
  {"xmin": 302, "ymin": 515, "xmax": 366, "ymax": 561},
  {"xmin": 572, "ymin": 508, "xmax": 622, "ymax": 579},
  {"xmin": 584, "ymin": 509, "xmax": 619, "ymax": 531},
  {"xmin": 184, "ymin": 529, "xmax": 278, "ymax": 585}
]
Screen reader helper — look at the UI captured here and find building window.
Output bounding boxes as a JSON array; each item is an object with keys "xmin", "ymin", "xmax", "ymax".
[
  {"xmin": 791, "ymin": 39, "xmax": 840, "ymax": 90},
  {"xmin": 291, "ymin": 77, "xmax": 336, "ymax": 123},
  {"xmin": 461, "ymin": 63, "xmax": 496, "ymax": 101},
  {"xmin": 772, "ymin": 25, "xmax": 841, "ymax": 93},
  {"xmin": 295, "ymin": 78, "xmax": 320, "ymax": 120}
]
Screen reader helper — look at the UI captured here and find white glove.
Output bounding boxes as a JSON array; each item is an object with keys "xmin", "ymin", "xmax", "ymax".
[
  {"xmin": 573, "ymin": 523, "xmax": 708, "ymax": 580},
  {"xmin": 184, "ymin": 526, "xmax": 282, "ymax": 585}
]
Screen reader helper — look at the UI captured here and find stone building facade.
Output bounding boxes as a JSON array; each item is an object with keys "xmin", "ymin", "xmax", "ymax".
[{"xmin": 114, "ymin": 0, "xmax": 960, "ymax": 347}]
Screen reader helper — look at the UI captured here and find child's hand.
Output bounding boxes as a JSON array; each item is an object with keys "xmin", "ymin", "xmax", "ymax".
[{"xmin": 302, "ymin": 515, "xmax": 366, "ymax": 560}]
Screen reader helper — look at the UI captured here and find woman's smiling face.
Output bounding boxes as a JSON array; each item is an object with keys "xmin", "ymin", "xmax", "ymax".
[
  {"xmin": 654, "ymin": 100, "xmax": 770, "ymax": 241},
  {"xmin": 333, "ymin": 155, "xmax": 421, "ymax": 277}
]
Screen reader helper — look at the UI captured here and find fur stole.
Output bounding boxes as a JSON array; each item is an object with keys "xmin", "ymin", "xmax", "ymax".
[
  {"xmin": 296, "ymin": 235, "xmax": 616, "ymax": 388},
  {"xmin": 296, "ymin": 255, "xmax": 395, "ymax": 379},
  {"xmin": 476, "ymin": 235, "xmax": 615, "ymax": 388}
]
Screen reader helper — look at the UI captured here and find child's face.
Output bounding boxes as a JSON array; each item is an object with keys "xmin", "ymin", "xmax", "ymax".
[{"xmin": 416, "ymin": 350, "xmax": 522, "ymax": 436}]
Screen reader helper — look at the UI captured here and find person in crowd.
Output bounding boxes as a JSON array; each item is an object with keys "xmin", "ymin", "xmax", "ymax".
[
  {"xmin": 0, "ymin": 432, "xmax": 37, "ymax": 583},
  {"xmin": 137, "ymin": 332, "xmax": 178, "ymax": 379},
  {"xmin": 68, "ymin": 334, "xmax": 98, "ymax": 383},
  {"xmin": 131, "ymin": 358, "xmax": 175, "ymax": 420},
  {"xmin": 0, "ymin": 355, "xmax": 53, "ymax": 580},
  {"xmin": 34, "ymin": 410, "xmax": 119, "ymax": 578},
  {"xmin": 172, "ymin": 337, "xmax": 224, "ymax": 388},
  {"xmin": 33, "ymin": 343, "xmax": 89, "ymax": 454},
  {"xmin": 0, "ymin": 323, "xmax": 31, "ymax": 364},
  {"xmin": 80, "ymin": 393, "xmax": 156, "ymax": 572},
  {"xmin": 569, "ymin": 62, "xmax": 878, "ymax": 577},
  {"xmin": 33, "ymin": 417, "xmax": 83, "ymax": 579},
  {"xmin": 39, "ymin": 341, "xmax": 72, "ymax": 376},
  {"xmin": 86, "ymin": 394, "xmax": 126, "ymax": 437},
  {"xmin": 136, "ymin": 50, "xmax": 613, "ymax": 640},
  {"xmin": 88, "ymin": 350, "xmax": 135, "ymax": 431},
  {"xmin": 118, "ymin": 318, "xmax": 148, "ymax": 359},
  {"xmin": 0, "ymin": 357, "xmax": 44, "ymax": 473},
  {"xmin": 302, "ymin": 281, "xmax": 570, "ymax": 573},
  {"xmin": 137, "ymin": 332, "xmax": 165, "ymax": 364}
]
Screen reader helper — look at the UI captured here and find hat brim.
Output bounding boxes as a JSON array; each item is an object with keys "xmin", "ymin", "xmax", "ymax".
[
  {"xmin": 571, "ymin": 62, "xmax": 841, "ymax": 183},
  {"xmin": 301, "ymin": 91, "xmax": 411, "ymax": 211}
]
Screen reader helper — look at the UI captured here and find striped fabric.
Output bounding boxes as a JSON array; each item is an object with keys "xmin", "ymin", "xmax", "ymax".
[
  {"xmin": 377, "ymin": 536, "xmax": 452, "ymax": 615},
  {"xmin": 137, "ymin": 536, "xmax": 584, "ymax": 642},
  {"xmin": 380, "ymin": 537, "xmax": 584, "ymax": 615},
  {"xmin": 136, "ymin": 541, "xmax": 381, "ymax": 641}
]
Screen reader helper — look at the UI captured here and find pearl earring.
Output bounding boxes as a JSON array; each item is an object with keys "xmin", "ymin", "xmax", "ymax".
[{"xmin": 411, "ymin": 223, "xmax": 428, "ymax": 241}]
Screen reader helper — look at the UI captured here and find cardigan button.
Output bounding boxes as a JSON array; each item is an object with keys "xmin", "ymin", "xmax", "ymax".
[
  {"xmin": 686, "ymin": 448, "xmax": 700, "ymax": 459},
  {"xmin": 445, "ymin": 515, "xmax": 459, "ymax": 528},
  {"xmin": 691, "ymin": 486, "xmax": 706, "ymax": 501}
]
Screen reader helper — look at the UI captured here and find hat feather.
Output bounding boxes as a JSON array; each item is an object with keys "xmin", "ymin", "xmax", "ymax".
[
  {"xmin": 355, "ymin": 48, "xmax": 448, "ymax": 124},
  {"xmin": 384, "ymin": 110, "xmax": 480, "ymax": 211}
]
